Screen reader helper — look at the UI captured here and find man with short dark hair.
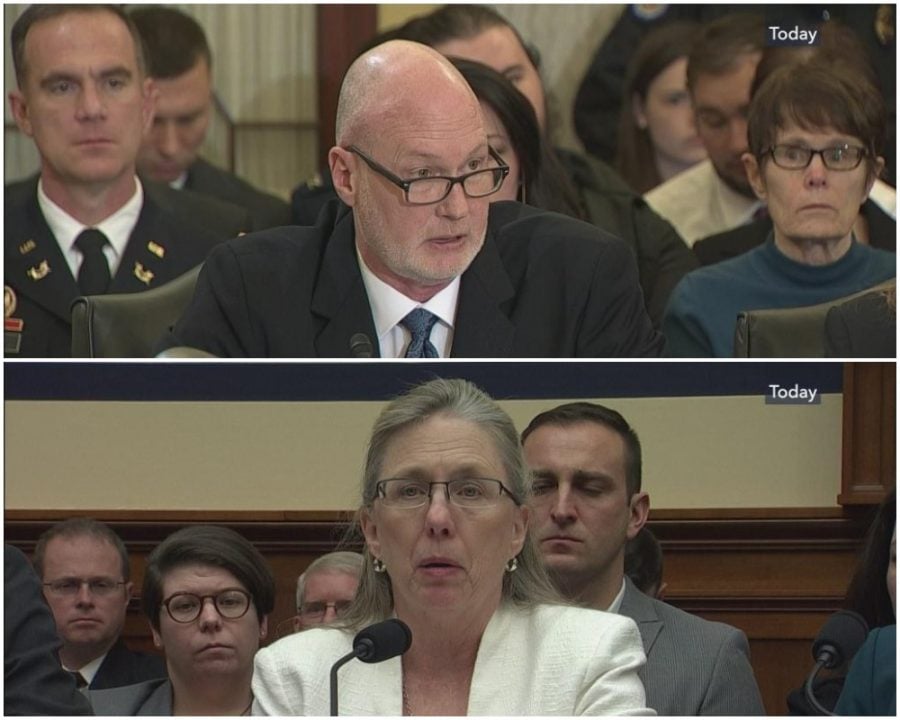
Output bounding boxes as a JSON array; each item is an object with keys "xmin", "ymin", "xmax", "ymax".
[
  {"xmin": 33, "ymin": 518, "xmax": 166, "ymax": 689},
  {"xmin": 645, "ymin": 13, "xmax": 766, "ymax": 245},
  {"xmin": 163, "ymin": 40, "xmax": 663, "ymax": 357},
  {"xmin": 521, "ymin": 402, "xmax": 765, "ymax": 715},
  {"xmin": 5, "ymin": 4, "xmax": 247, "ymax": 357},
  {"xmin": 131, "ymin": 6, "xmax": 290, "ymax": 231}
]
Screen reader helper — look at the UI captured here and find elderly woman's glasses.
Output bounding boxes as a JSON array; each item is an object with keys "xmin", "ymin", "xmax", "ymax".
[
  {"xmin": 375, "ymin": 478, "xmax": 518, "ymax": 509},
  {"xmin": 348, "ymin": 146, "xmax": 509, "ymax": 205},
  {"xmin": 161, "ymin": 588, "xmax": 252, "ymax": 623},
  {"xmin": 768, "ymin": 144, "xmax": 867, "ymax": 171}
]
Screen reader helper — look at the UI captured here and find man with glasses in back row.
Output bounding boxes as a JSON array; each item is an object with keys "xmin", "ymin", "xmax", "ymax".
[
  {"xmin": 293, "ymin": 551, "xmax": 363, "ymax": 632},
  {"xmin": 161, "ymin": 40, "xmax": 664, "ymax": 358},
  {"xmin": 32, "ymin": 517, "xmax": 166, "ymax": 690}
]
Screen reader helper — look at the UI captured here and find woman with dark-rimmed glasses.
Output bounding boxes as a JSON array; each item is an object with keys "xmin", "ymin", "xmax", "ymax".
[
  {"xmin": 252, "ymin": 378, "xmax": 650, "ymax": 716},
  {"xmin": 89, "ymin": 525, "xmax": 275, "ymax": 715}
]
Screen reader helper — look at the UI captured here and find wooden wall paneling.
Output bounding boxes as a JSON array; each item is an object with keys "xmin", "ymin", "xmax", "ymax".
[
  {"xmin": 840, "ymin": 362, "xmax": 896, "ymax": 504},
  {"xmin": 5, "ymin": 508, "xmax": 870, "ymax": 716},
  {"xmin": 316, "ymin": 5, "xmax": 377, "ymax": 169}
]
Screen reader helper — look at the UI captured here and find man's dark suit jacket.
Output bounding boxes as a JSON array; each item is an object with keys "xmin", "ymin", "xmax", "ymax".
[
  {"xmin": 692, "ymin": 198, "xmax": 896, "ymax": 266},
  {"xmin": 4, "ymin": 545, "xmax": 93, "ymax": 716},
  {"xmin": 90, "ymin": 638, "xmax": 166, "ymax": 690},
  {"xmin": 4, "ymin": 176, "xmax": 249, "ymax": 357},
  {"xmin": 185, "ymin": 157, "xmax": 291, "ymax": 231},
  {"xmin": 163, "ymin": 200, "xmax": 665, "ymax": 357}
]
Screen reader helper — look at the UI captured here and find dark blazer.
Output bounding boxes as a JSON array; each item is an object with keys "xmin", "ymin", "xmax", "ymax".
[
  {"xmin": 162, "ymin": 200, "xmax": 665, "ymax": 357},
  {"xmin": 825, "ymin": 287, "xmax": 896, "ymax": 358},
  {"xmin": 184, "ymin": 157, "xmax": 291, "ymax": 231},
  {"xmin": 833, "ymin": 625, "xmax": 896, "ymax": 716},
  {"xmin": 693, "ymin": 198, "xmax": 896, "ymax": 266},
  {"xmin": 619, "ymin": 578, "xmax": 765, "ymax": 715},
  {"xmin": 4, "ymin": 176, "xmax": 248, "ymax": 357},
  {"xmin": 556, "ymin": 148, "xmax": 698, "ymax": 327},
  {"xmin": 89, "ymin": 677, "xmax": 172, "ymax": 716},
  {"xmin": 90, "ymin": 639, "xmax": 166, "ymax": 691},
  {"xmin": 4, "ymin": 545, "xmax": 92, "ymax": 716}
]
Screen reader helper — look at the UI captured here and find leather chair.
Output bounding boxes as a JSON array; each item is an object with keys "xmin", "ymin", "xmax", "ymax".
[
  {"xmin": 71, "ymin": 264, "xmax": 202, "ymax": 358},
  {"xmin": 733, "ymin": 281, "xmax": 895, "ymax": 358}
]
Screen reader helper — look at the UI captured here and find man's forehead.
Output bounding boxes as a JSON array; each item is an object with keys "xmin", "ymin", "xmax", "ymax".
[{"xmin": 25, "ymin": 9, "xmax": 138, "ymax": 68}]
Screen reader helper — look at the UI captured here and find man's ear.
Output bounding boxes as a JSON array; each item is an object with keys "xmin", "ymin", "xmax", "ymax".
[
  {"xmin": 742, "ymin": 152, "xmax": 767, "ymax": 202},
  {"xmin": 625, "ymin": 491, "xmax": 650, "ymax": 541},
  {"xmin": 141, "ymin": 77, "xmax": 157, "ymax": 135},
  {"xmin": 9, "ymin": 90, "xmax": 33, "ymax": 137},
  {"xmin": 329, "ymin": 146, "xmax": 358, "ymax": 207}
]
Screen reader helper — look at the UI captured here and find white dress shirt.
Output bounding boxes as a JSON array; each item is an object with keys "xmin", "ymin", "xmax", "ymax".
[
  {"xmin": 358, "ymin": 249, "xmax": 458, "ymax": 358},
  {"xmin": 38, "ymin": 176, "xmax": 143, "ymax": 280}
]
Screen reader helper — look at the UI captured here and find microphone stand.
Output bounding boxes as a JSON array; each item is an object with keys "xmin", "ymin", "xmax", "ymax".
[
  {"xmin": 804, "ymin": 659, "xmax": 835, "ymax": 716},
  {"xmin": 330, "ymin": 649, "xmax": 358, "ymax": 717}
]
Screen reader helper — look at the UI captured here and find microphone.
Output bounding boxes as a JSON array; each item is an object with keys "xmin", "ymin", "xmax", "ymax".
[
  {"xmin": 350, "ymin": 333, "xmax": 374, "ymax": 358},
  {"xmin": 804, "ymin": 610, "xmax": 869, "ymax": 715},
  {"xmin": 329, "ymin": 619, "xmax": 412, "ymax": 715}
]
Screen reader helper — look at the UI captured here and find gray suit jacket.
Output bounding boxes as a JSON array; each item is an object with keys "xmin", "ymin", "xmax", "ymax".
[
  {"xmin": 88, "ymin": 677, "xmax": 172, "ymax": 716},
  {"xmin": 619, "ymin": 578, "xmax": 765, "ymax": 715}
]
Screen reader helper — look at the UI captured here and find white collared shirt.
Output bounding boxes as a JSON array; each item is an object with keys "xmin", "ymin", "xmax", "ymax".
[
  {"xmin": 38, "ymin": 176, "xmax": 144, "ymax": 280},
  {"xmin": 644, "ymin": 159, "xmax": 760, "ymax": 246},
  {"xmin": 168, "ymin": 171, "xmax": 189, "ymax": 191},
  {"xmin": 357, "ymin": 249, "xmax": 458, "ymax": 358},
  {"xmin": 606, "ymin": 578, "xmax": 627, "ymax": 614},
  {"xmin": 62, "ymin": 652, "xmax": 106, "ymax": 686}
]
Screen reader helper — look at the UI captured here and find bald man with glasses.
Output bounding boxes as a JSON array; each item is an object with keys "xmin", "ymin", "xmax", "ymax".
[{"xmin": 161, "ymin": 40, "xmax": 663, "ymax": 358}]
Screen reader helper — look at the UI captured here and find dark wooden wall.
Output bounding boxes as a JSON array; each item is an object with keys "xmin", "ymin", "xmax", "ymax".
[{"xmin": 4, "ymin": 506, "xmax": 878, "ymax": 716}]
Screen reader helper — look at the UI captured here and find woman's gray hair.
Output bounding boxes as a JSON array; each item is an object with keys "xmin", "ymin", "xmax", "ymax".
[{"xmin": 338, "ymin": 377, "xmax": 562, "ymax": 631}]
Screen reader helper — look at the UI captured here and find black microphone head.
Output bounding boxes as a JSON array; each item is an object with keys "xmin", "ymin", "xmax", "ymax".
[
  {"xmin": 352, "ymin": 618, "xmax": 412, "ymax": 663},
  {"xmin": 812, "ymin": 610, "xmax": 869, "ymax": 669},
  {"xmin": 349, "ymin": 333, "xmax": 373, "ymax": 358}
]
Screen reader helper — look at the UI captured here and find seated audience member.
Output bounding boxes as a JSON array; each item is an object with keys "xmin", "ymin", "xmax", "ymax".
[
  {"xmin": 252, "ymin": 379, "xmax": 650, "ymax": 715},
  {"xmin": 5, "ymin": 545, "xmax": 93, "ymax": 716},
  {"xmin": 625, "ymin": 527, "xmax": 667, "ymax": 600},
  {"xmin": 521, "ymin": 402, "xmax": 764, "ymax": 715},
  {"xmin": 788, "ymin": 490, "xmax": 895, "ymax": 714},
  {"xmin": 693, "ymin": 22, "xmax": 896, "ymax": 267},
  {"xmin": 162, "ymin": 40, "xmax": 663, "ymax": 358},
  {"xmin": 644, "ymin": 13, "xmax": 766, "ymax": 246},
  {"xmin": 825, "ymin": 284, "xmax": 896, "ymax": 358},
  {"xmin": 833, "ymin": 624, "xmax": 896, "ymax": 716},
  {"xmin": 130, "ymin": 6, "xmax": 291, "ymax": 231},
  {"xmin": 5, "ymin": 4, "xmax": 247, "ymax": 358},
  {"xmin": 33, "ymin": 518, "xmax": 166, "ymax": 689},
  {"xmin": 90, "ymin": 525, "xmax": 275, "ymax": 715},
  {"xmin": 392, "ymin": 4, "xmax": 697, "ymax": 329},
  {"xmin": 662, "ymin": 63, "xmax": 896, "ymax": 357},
  {"xmin": 293, "ymin": 551, "xmax": 363, "ymax": 632},
  {"xmin": 615, "ymin": 21, "xmax": 707, "ymax": 194},
  {"xmin": 452, "ymin": 59, "xmax": 583, "ymax": 217}
]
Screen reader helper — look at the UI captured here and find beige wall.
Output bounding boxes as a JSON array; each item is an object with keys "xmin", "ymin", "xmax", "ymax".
[{"xmin": 5, "ymin": 393, "xmax": 842, "ymax": 511}]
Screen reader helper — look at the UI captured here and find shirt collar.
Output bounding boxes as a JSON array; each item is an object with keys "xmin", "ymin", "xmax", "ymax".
[
  {"xmin": 62, "ymin": 651, "xmax": 107, "ymax": 684},
  {"xmin": 606, "ymin": 577, "xmax": 628, "ymax": 613},
  {"xmin": 38, "ymin": 175, "xmax": 143, "ymax": 263},
  {"xmin": 357, "ymin": 247, "xmax": 459, "ymax": 340}
]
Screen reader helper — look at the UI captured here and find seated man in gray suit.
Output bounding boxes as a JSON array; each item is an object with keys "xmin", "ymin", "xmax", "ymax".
[
  {"xmin": 522, "ymin": 402, "xmax": 765, "ymax": 715},
  {"xmin": 131, "ymin": 6, "xmax": 291, "ymax": 231},
  {"xmin": 6, "ymin": 4, "xmax": 247, "ymax": 357},
  {"xmin": 162, "ymin": 40, "xmax": 664, "ymax": 358}
]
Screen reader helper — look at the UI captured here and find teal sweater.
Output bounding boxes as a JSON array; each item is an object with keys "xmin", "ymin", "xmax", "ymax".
[{"xmin": 663, "ymin": 238, "xmax": 896, "ymax": 357}]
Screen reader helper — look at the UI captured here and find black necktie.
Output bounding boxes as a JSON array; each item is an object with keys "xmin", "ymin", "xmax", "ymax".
[
  {"xmin": 401, "ymin": 308, "xmax": 440, "ymax": 358},
  {"xmin": 69, "ymin": 670, "xmax": 88, "ymax": 689},
  {"xmin": 74, "ymin": 228, "xmax": 111, "ymax": 295}
]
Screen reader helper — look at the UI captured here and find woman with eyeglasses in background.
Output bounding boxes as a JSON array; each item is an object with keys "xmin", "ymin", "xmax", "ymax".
[
  {"xmin": 252, "ymin": 378, "xmax": 650, "ymax": 716},
  {"xmin": 90, "ymin": 525, "xmax": 275, "ymax": 715}
]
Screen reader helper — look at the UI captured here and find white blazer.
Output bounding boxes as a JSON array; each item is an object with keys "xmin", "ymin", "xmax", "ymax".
[{"xmin": 252, "ymin": 603, "xmax": 652, "ymax": 716}]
